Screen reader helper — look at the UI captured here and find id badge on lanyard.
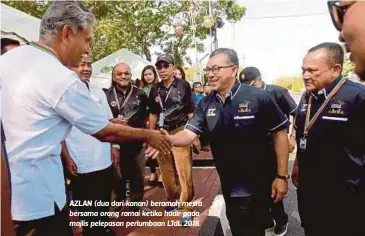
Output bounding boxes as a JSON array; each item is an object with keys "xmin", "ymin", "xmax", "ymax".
[{"xmin": 158, "ymin": 112, "xmax": 165, "ymax": 128}]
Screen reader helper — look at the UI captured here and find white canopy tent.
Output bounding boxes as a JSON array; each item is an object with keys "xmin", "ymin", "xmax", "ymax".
[
  {"xmin": 1, "ymin": 3, "xmax": 41, "ymax": 43},
  {"xmin": 91, "ymin": 48, "xmax": 152, "ymax": 88}
]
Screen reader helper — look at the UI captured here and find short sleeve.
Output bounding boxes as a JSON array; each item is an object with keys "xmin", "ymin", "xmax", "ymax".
[
  {"xmin": 279, "ymin": 89, "xmax": 297, "ymax": 116},
  {"xmin": 55, "ymin": 80, "xmax": 109, "ymax": 135},
  {"xmin": 184, "ymin": 101, "xmax": 206, "ymax": 135},
  {"xmin": 259, "ymin": 92, "xmax": 288, "ymax": 132},
  {"xmin": 148, "ymin": 85, "xmax": 161, "ymax": 115}
]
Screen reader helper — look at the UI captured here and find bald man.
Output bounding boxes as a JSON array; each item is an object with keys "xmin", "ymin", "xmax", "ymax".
[{"xmin": 104, "ymin": 63, "xmax": 150, "ymax": 211}]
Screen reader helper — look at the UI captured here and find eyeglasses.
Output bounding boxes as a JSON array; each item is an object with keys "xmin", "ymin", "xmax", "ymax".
[
  {"xmin": 156, "ymin": 63, "xmax": 171, "ymax": 70},
  {"xmin": 327, "ymin": 1, "xmax": 355, "ymax": 31},
  {"xmin": 203, "ymin": 65, "xmax": 235, "ymax": 75}
]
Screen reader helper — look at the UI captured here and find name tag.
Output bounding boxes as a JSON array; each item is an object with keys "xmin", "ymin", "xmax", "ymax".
[
  {"xmin": 322, "ymin": 116, "xmax": 348, "ymax": 121},
  {"xmin": 158, "ymin": 112, "xmax": 164, "ymax": 128},
  {"xmin": 233, "ymin": 115, "xmax": 255, "ymax": 120}
]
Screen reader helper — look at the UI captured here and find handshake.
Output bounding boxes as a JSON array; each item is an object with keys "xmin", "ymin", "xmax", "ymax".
[{"xmin": 110, "ymin": 117, "xmax": 172, "ymax": 159}]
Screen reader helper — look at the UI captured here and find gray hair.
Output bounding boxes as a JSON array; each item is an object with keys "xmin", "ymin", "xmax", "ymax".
[
  {"xmin": 210, "ymin": 48, "xmax": 239, "ymax": 67},
  {"xmin": 40, "ymin": 1, "xmax": 96, "ymax": 39}
]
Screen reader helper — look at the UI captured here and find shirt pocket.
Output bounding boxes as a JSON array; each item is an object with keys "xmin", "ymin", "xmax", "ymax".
[{"xmin": 233, "ymin": 115, "xmax": 256, "ymax": 131}]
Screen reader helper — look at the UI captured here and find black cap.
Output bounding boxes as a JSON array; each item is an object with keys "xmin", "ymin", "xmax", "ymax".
[
  {"xmin": 155, "ymin": 54, "xmax": 174, "ymax": 65},
  {"xmin": 239, "ymin": 66, "xmax": 262, "ymax": 84}
]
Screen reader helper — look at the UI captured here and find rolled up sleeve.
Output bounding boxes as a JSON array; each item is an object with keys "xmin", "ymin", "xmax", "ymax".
[{"xmin": 55, "ymin": 81, "xmax": 109, "ymax": 135}]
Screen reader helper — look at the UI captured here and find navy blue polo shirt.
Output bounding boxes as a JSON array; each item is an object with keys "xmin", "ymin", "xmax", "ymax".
[
  {"xmin": 185, "ymin": 82, "xmax": 289, "ymax": 197},
  {"xmin": 264, "ymin": 84, "xmax": 297, "ymax": 118},
  {"xmin": 295, "ymin": 76, "xmax": 365, "ymax": 194}
]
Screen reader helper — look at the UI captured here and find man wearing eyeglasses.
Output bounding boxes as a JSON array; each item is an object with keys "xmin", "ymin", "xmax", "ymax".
[
  {"xmin": 328, "ymin": 1, "xmax": 365, "ymax": 81},
  {"xmin": 240, "ymin": 66, "xmax": 297, "ymax": 236},
  {"xmin": 292, "ymin": 42, "xmax": 365, "ymax": 236},
  {"xmin": 151, "ymin": 48, "xmax": 290, "ymax": 236},
  {"xmin": 148, "ymin": 55, "xmax": 196, "ymax": 224}
]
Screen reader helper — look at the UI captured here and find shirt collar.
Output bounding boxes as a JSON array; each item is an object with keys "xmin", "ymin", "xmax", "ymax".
[
  {"xmin": 159, "ymin": 78, "xmax": 178, "ymax": 89},
  {"xmin": 114, "ymin": 83, "xmax": 132, "ymax": 95},
  {"xmin": 309, "ymin": 76, "xmax": 342, "ymax": 100}
]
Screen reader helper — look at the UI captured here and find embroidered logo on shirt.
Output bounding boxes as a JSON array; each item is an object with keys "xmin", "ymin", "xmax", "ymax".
[
  {"xmin": 111, "ymin": 101, "xmax": 117, "ymax": 107},
  {"xmin": 207, "ymin": 108, "xmax": 216, "ymax": 117},
  {"xmin": 300, "ymin": 103, "xmax": 308, "ymax": 112},
  {"xmin": 238, "ymin": 101, "xmax": 251, "ymax": 113},
  {"xmin": 328, "ymin": 100, "xmax": 345, "ymax": 115}
]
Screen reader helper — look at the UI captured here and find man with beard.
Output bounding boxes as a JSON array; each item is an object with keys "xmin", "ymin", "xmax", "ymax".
[{"xmin": 104, "ymin": 63, "xmax": 150, "ymax": 212}]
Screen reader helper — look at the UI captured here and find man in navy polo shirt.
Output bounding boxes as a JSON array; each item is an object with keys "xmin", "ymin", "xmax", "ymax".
[
  {"xmin": 154, "ymin": 48, "xmax": 290, "ymax": 236},
  {"xmin": 293, "ymin": 42, "xmax": 365, "ymax": 236}
]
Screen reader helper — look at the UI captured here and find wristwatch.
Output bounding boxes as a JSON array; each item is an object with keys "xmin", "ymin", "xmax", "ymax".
[
  {"xmin": 112, "ymin": 144, "xmax": 120, "ymax": 149},
  {"xmin": 276, "ymin": 174, "xmax": 290, "ymax": 180}
]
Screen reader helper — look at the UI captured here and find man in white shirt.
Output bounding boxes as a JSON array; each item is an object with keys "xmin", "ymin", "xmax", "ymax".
[
  {"xmin": 1, "ymin": 2, "xmax": 170, "ymax": 235},
  {"xmin": 61, "ymin": 53, "xmax": 118, "ymax": 236}
]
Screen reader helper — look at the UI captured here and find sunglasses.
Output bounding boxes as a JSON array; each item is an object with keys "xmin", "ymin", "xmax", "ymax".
[
  {"xmin": 327, "ymin": 1, "xmax": 355, "ymax": 31},
  {"xmin": 156, "ymin": 63, "xmax": 171, "ymax": 70}
]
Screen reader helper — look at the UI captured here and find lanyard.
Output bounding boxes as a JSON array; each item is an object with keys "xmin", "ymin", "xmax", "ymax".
[
  {"xmin": 303, "ymin": 78, "xmax": 346, "ymax": 137},
  {"xmin": 29, "ymin": 42, "xmax": 61, "ymax": 62},
  {"xmin": 113, "ymin": 85, "xmax": 134, "ymax": 115},
  {"xmin": 157, "ymin": 85, "xmax": 173, "ymax": 110}
]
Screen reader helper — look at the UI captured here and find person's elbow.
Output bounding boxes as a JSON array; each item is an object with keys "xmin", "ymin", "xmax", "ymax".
[{"xmin": 92, "ymin": 123, "xmax": 114, "ymax": 142}]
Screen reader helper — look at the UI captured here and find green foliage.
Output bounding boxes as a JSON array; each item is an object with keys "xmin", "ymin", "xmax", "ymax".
[
  {"xmin": 274, "ymin": 75, "xmax": 304, "ymax": 92},
  {"xmin": 342, "ymin": 55, "xmax": 355, "ymax": 78},
  {"xmin": 4, "ymin": 0, "xmax": 246, "ymax": 64}
]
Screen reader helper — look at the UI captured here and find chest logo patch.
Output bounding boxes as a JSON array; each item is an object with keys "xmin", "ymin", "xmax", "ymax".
[
  {"xmin": 300, "ymin": 103, "xmax": 308, "ymax": 112},
  {"xmin": 207, "ymin": 108, "xmax": 216, "ymax": 117},
  {"xmin": 238, "ymin": 101, "xmax": 251, "ymax": 113},
  {"xmin": 328, "ymin": 100, "xmax": 345, "ymax": 115}
]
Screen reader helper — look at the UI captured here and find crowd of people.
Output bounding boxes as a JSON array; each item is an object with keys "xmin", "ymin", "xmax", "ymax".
[{"xmin": 1, "ymin": 1, "xmax": 365, "ymax": 236}]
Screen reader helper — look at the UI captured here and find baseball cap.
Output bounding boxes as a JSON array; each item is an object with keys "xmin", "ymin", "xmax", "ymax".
[
  {"xmin": 240, "ymin": 67, "xmax": 262, "ymax": 84},
  {"xmin": 155, "ymin": 54, "xmax": 174, "ymax": 65}
]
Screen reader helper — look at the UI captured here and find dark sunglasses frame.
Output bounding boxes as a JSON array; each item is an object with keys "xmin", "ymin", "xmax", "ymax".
[
  {"xmin": 156, "ymin": 63, "xmax": 171, "ymax": 70},
  {"xmin": 327, "ymin": 1, "xmax": 353, "ymax": 31}
]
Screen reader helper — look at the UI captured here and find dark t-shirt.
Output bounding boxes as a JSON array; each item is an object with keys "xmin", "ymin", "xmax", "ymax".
[{"xmin": 149, "ymin": 79, "xmax": 194, "ymax": 131}]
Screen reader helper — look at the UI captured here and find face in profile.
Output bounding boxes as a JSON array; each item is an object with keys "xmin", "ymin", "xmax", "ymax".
[
  {"xmin": 64, "ymin": 24, "xmax": 93, "ymax": 68},
  {"xmin": 173, "ymin": 68, "xmax": 182, "ymax": 79}
]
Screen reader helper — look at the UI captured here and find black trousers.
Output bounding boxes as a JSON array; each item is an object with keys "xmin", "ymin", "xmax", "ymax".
[
  {"xmin": 298, "ymin": 183, "xmax": 365, "ymax": 236},
  {"xmin": 225, "ymin": 195, "xmax": 268, "ymax": 236},
  {"xmin": 71, "ymin": 166, "xmax": 113, "ymax": 236},
  {"xmin": 13, "ymin": 204, "xmax": 73, "ymax": 236},
  {"xmin": 115, "ymin": 146, "xmax": 145, "ymax": 202}
]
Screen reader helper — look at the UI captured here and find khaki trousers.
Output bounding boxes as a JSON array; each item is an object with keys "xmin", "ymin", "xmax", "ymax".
[{"xmin": 157, "ymin": 127, "xmax": 194, "ymax": 211}]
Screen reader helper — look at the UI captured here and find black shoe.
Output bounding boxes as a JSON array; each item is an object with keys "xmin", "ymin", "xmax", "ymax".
[{"xmin": 274, "ymin": 222, "xmax": 288, "ymax": 236}]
